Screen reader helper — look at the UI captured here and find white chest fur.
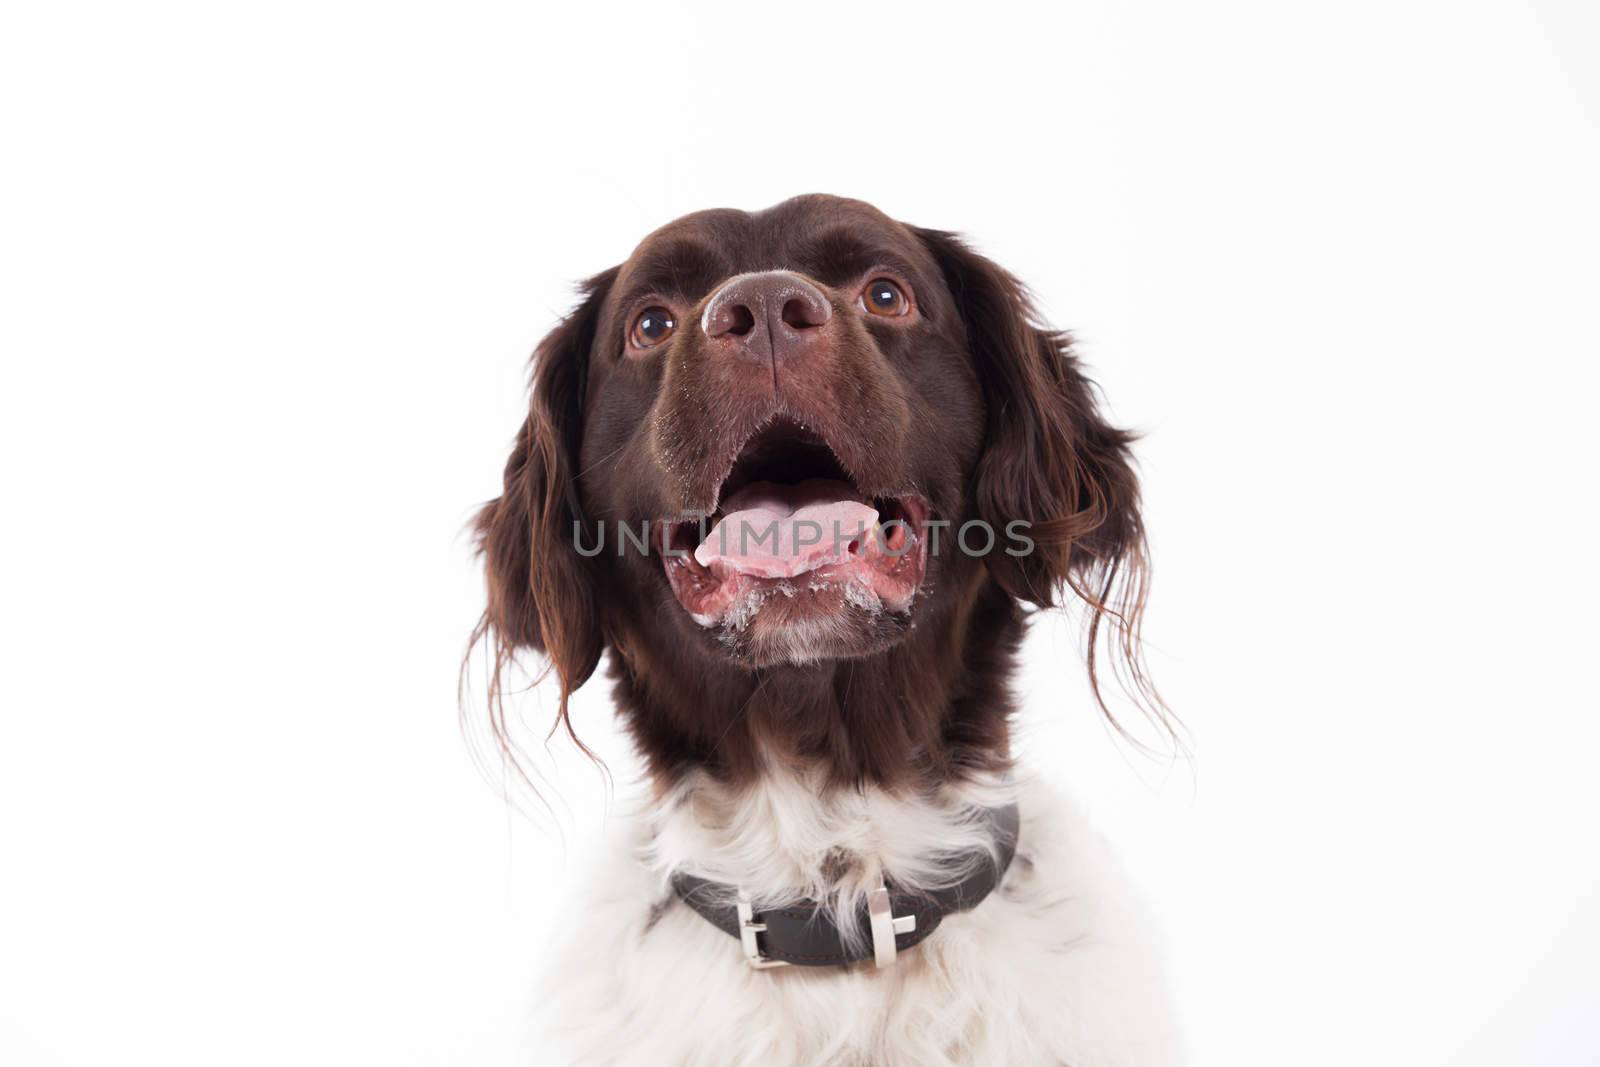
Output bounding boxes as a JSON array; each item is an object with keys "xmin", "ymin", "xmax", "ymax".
[{"xmin": 536, "ymin": 769, "xmax": 1180, "ymax": 1067}]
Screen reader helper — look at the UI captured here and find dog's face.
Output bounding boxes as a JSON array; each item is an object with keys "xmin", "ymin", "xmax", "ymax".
[
  {"xmin": 476, "ymin": 195, "xmax": 1151, "ymax": 764},
  {"xmin": 582, "ymin": 197, "xmax": 984, "ymax": 666}
]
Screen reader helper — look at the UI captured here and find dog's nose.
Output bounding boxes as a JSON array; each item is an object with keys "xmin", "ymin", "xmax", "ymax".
[{"xmin": 701, "ymin": 271, "xmax": 832, "ymax": 366}]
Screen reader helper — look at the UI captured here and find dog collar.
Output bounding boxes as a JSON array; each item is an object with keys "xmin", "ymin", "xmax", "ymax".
[{"xmin": 669, "ymin": 803, "xmax": 1021, "ymax": 970}]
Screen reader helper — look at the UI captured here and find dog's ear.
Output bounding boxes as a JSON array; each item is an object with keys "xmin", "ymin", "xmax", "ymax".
[
  {"xmin": 471, "ymin": 268, "xmax": 616, "ymax": 748},
  {"xmin": 916, "ymin": 228, "xmax": 1163, "ymax": 728}
]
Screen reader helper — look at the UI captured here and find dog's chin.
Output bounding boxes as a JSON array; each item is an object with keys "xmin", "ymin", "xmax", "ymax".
[{"xmin": 711, "ymin": 590, "xmax": 919, "ymax": 668}]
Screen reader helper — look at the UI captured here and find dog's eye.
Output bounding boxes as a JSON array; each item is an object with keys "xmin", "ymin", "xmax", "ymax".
[
  {"xmin": 861, "ymin": 278, "xmax": 910, "ymax": 317},
  {"xmin": 629, "ymin": 307, "xmax": 677, "ymax": 349}
]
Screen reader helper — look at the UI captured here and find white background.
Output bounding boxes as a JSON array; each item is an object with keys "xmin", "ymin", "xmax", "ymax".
[{"xmin": 2, "ymin": 1, "xmax": 1597, "ymax": 1064}]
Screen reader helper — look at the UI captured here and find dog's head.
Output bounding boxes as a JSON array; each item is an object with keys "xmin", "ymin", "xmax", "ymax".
[{"xmin": 473, "ymin": 195, "xmax": 1157, "ymax": 770}]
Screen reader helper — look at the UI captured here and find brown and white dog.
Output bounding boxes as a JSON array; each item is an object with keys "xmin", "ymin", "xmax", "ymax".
[{"xmin": 471, "ymin": 195, "xmax": 1179, "ymax": 1066}]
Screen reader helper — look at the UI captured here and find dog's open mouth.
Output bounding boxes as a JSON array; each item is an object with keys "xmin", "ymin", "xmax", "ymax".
[{"xmin": 658, "ymin": 420, "xmax": 929, "ymax": 629}]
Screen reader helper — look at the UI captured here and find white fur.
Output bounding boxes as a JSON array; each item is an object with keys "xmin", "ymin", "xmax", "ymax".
[{"xmin": 535, "ymin": 761, "xmax": 1181, "ymax": 1066}]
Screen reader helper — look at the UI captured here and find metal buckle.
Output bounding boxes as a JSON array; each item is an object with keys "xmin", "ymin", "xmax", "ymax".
[
  {"xmin": 736, "ymin": 890, "xmax": 790, "ymax": 969},
  {"xmin": 867, "ymin": 881, "xmax": 917, "ymax": 968},
  {"xmin": 736, "ymin": 883, "xmax": 916, "ymax": 970}
]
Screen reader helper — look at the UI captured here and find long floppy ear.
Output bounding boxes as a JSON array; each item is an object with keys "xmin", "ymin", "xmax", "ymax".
[
  {"xmin": 916, "ymin": 229, "xmax": 1166, "ymax": 733},
  {"xmin": 469, "ymin": 268, "xmax": 616, "ymax": 755}
]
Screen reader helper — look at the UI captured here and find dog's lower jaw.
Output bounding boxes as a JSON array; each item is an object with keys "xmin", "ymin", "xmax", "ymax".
[
  {"xmin": 607, "ymin": 565, "xmax": 1022, "ymax": 790},
  {"xmin": 535, "ymin": 761, "xmax": 1181, "ymax": 1067}
]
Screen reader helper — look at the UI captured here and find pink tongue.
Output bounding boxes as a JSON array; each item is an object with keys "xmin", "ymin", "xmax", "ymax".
[{"xmin": 694, "ymin": 480, "xmax": 879, "ymax": 579}]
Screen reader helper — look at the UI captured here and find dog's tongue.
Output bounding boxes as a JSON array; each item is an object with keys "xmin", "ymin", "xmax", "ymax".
[{"xmin": 694, "ymin": 480, "xmax": 879, "ymax": 579}]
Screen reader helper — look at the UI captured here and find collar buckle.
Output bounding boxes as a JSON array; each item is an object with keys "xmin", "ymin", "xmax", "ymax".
[
  {"xmin": 867, "ymin": 881, "xmax": 917, "ymax": 968},
  {"xmin": 736, "ymin": 890, "xmax": 791, "ymax": 969}
]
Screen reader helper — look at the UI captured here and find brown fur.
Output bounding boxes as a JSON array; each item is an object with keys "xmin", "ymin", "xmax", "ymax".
[{"xmin": 468, "ymin": 195, "xmax": 1168, "ymax": 794}]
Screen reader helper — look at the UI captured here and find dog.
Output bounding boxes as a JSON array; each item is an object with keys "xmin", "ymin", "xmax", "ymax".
[{"xmin": 470, "ymin": 195, "xmax": 1180, "ymax": 1066}]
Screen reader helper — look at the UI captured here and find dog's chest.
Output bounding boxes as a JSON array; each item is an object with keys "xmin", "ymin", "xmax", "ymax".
[{"xmin": 538, "ymin": 778, "xmax": 1179, "ymax": 1067}]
